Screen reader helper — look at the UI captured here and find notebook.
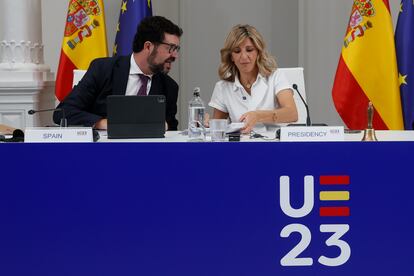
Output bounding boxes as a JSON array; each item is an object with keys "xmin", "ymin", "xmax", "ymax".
[{"xmin": 107, "ymin": 95, "xmax": 166, "ymax": 139}]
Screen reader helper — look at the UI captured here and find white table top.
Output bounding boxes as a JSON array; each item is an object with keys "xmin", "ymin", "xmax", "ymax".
[
  {"xmin": 97, "ymin": 130, "xmax": 414, "ymax": 143},
  {"xmin": 344, "ymin": 130, "xmax": 414, "ymax": 141}
]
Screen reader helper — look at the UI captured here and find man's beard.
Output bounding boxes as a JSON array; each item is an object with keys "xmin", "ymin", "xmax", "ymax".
[{"xmin": 147, "ymin": 47, "xmax": 175, "ymax": 74}]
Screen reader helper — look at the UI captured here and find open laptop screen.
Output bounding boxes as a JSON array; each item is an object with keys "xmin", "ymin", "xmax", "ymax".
[{"xmin": 107, "ymin": 95, "xmax": 166, "ymax": 139}]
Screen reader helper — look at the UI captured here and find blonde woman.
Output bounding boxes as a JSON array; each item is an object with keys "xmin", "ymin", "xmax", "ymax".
[{"xmin": 208, "ymin": 24, "xmax": 298, "ymax": 133}]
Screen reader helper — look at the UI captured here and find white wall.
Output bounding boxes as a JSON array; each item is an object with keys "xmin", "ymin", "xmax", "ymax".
[
  {"xmin": 40, "ymin": 0, "xmax": 401, "ymax": 129},
  {"xmin": 178, "ymin": 0, "xmax": 298, "ymax": 127},
  {"xmin": 298, "ymin": 0, "xmax": 350, "ymax": 126}
]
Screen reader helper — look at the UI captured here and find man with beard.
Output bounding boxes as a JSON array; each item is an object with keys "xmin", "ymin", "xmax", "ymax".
[{"xmin": 53, "ymin": 16, "xmax": 182, "ymax": 130}]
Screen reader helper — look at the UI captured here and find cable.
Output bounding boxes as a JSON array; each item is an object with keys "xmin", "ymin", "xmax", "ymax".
[{"xmin": 249, "ymin": 131, "xmax": 278, "ymax": 141}]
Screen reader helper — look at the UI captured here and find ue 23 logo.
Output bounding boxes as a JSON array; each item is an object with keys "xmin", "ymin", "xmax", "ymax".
[{"xmin": 279, "ymin": 175, "xmax": 351, "ymax": 267}]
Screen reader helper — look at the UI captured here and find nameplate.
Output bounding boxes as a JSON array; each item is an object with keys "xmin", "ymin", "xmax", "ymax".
[
  {"xmin": 280, "ymin": 126, "xmax": 344, "ymax": 142},
  {"xmin": 25, "ymin": 127, "xmax": 93, "ymax": 143}
]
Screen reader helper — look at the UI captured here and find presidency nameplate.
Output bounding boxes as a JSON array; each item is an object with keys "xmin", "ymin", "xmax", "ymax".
[
  {"xmin": 25, "ymin": 127, "xmax": 93, "ymax": 143},
  {"xmin": 280, "ymin": 126, "xmax": 344, "ymax": 142}
]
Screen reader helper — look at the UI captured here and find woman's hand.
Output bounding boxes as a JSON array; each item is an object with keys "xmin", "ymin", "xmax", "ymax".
[
  {"xmin": 238, "ymin": 89, "xmax": 299, "ymax": 133},
  {"xmin": 239, "ymin": 111, "xmax": 259, "ymax": 133},
  {"xmin": 203, "ymin": 113, "xmax": 210, "ymax": 128}
]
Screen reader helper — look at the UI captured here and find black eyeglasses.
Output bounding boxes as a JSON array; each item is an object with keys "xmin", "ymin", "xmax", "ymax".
[{"xmin": 159, "ymin": 41, "xmax": 181, "ymax": 53}]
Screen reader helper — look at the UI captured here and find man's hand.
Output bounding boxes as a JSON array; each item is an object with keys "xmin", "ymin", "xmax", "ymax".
[{"xmin": 94, "ymin": 119, "xmax": 108, "ymax": 130}]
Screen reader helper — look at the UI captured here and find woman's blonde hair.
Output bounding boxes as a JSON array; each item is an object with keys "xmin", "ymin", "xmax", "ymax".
[{"xmin": 218, "ymin": 24, "xmax": 277, "ymax": 82}]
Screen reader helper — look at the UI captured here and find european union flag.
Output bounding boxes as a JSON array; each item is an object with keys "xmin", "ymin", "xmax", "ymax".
[
  {"xmin": 396, "ymin": 0, "xmax": 414, "ymax": 130},
  {"xmin": 113, "ymin": 0, "xmax": 152, "ymax": 56}
]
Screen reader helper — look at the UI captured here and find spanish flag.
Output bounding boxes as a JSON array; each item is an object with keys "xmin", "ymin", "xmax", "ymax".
[
  {"xmin": 332, "ymin": 0, "xmax": 403, "ymax": 130},
  {"xmin": 55, "ymin": 0, "xmax": 108, "ymax": 101}
]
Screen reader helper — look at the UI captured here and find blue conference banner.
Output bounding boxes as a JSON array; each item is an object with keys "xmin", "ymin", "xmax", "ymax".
[
  {"xmin": 396, "ymin": 0, "xmax": 414, "ymax": 130},
  {"xmin": 113, "ymin": 0, "xmax": 152, "ymax": 56},
  {"xmin": 0, "ymin": 142, "xmax": 413, "ymax": 275}
]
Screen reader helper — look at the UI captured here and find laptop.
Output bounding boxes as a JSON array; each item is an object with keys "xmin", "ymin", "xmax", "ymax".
[{"xmin": 107, "ymin": 95, "xmax": 166, "ymax": 139}]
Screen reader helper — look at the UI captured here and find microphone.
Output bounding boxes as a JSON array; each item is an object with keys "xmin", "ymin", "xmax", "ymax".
[
  {"xmin": 28, "ymin": 108, "xmax": 67, "ymax": 127},
  {"xmin": 28, "ymin": 108, "xmax": 62, "ymax": 115},
  {"xmin": 292, "ymin": 84, "xmax": 311, "ymax": 126},
  {"xmin": 0, "ymin": 129, "xmax": 24, "ymax": 142}
]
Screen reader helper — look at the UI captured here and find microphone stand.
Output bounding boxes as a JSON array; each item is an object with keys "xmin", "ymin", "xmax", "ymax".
[
  {"xmin": 288, "ymin": 84, "xmax": 327, "ymax": 127},
  {"xmin": 28, "ymin": 108, "xmax": 67, "ymax": 127}
]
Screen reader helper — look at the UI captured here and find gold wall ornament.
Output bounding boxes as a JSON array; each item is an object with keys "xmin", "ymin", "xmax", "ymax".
[{"xmin": 362, "ymin": 102, "xmax": 378, "ymax": 141}]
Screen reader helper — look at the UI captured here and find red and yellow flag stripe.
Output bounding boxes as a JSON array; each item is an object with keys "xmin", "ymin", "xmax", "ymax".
[
  {"xmin": 55, "ymin": 0, "xmax": 108, "ymax": 101},
  {"xmin": 332, "ymin": 0, "xmax": 403, "ymax": 130}
]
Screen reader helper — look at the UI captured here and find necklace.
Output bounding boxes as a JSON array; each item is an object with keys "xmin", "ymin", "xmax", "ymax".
[
  {"xmin": 241, "ymin": 80, "xmax": 254, "ymax": 90},
  {"xmin": 241, "ymin": 76, "xmax": 255, "ymax": 90}
]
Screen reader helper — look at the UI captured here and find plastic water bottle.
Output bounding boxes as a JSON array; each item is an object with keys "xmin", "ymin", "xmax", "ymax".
[{"xmin": 188, "ymin": 87, "xmax": 206, "ymax": 141}]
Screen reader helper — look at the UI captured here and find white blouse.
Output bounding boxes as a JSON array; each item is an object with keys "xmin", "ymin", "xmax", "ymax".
[{"xmin": 208, "ymin": 69, "xmax": 292, "ymax": 128}]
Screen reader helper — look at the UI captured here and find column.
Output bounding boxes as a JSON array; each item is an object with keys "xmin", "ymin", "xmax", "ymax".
[{"xmin": 0, "ymin": 0, "xmax": 55, "ymax": 129}]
